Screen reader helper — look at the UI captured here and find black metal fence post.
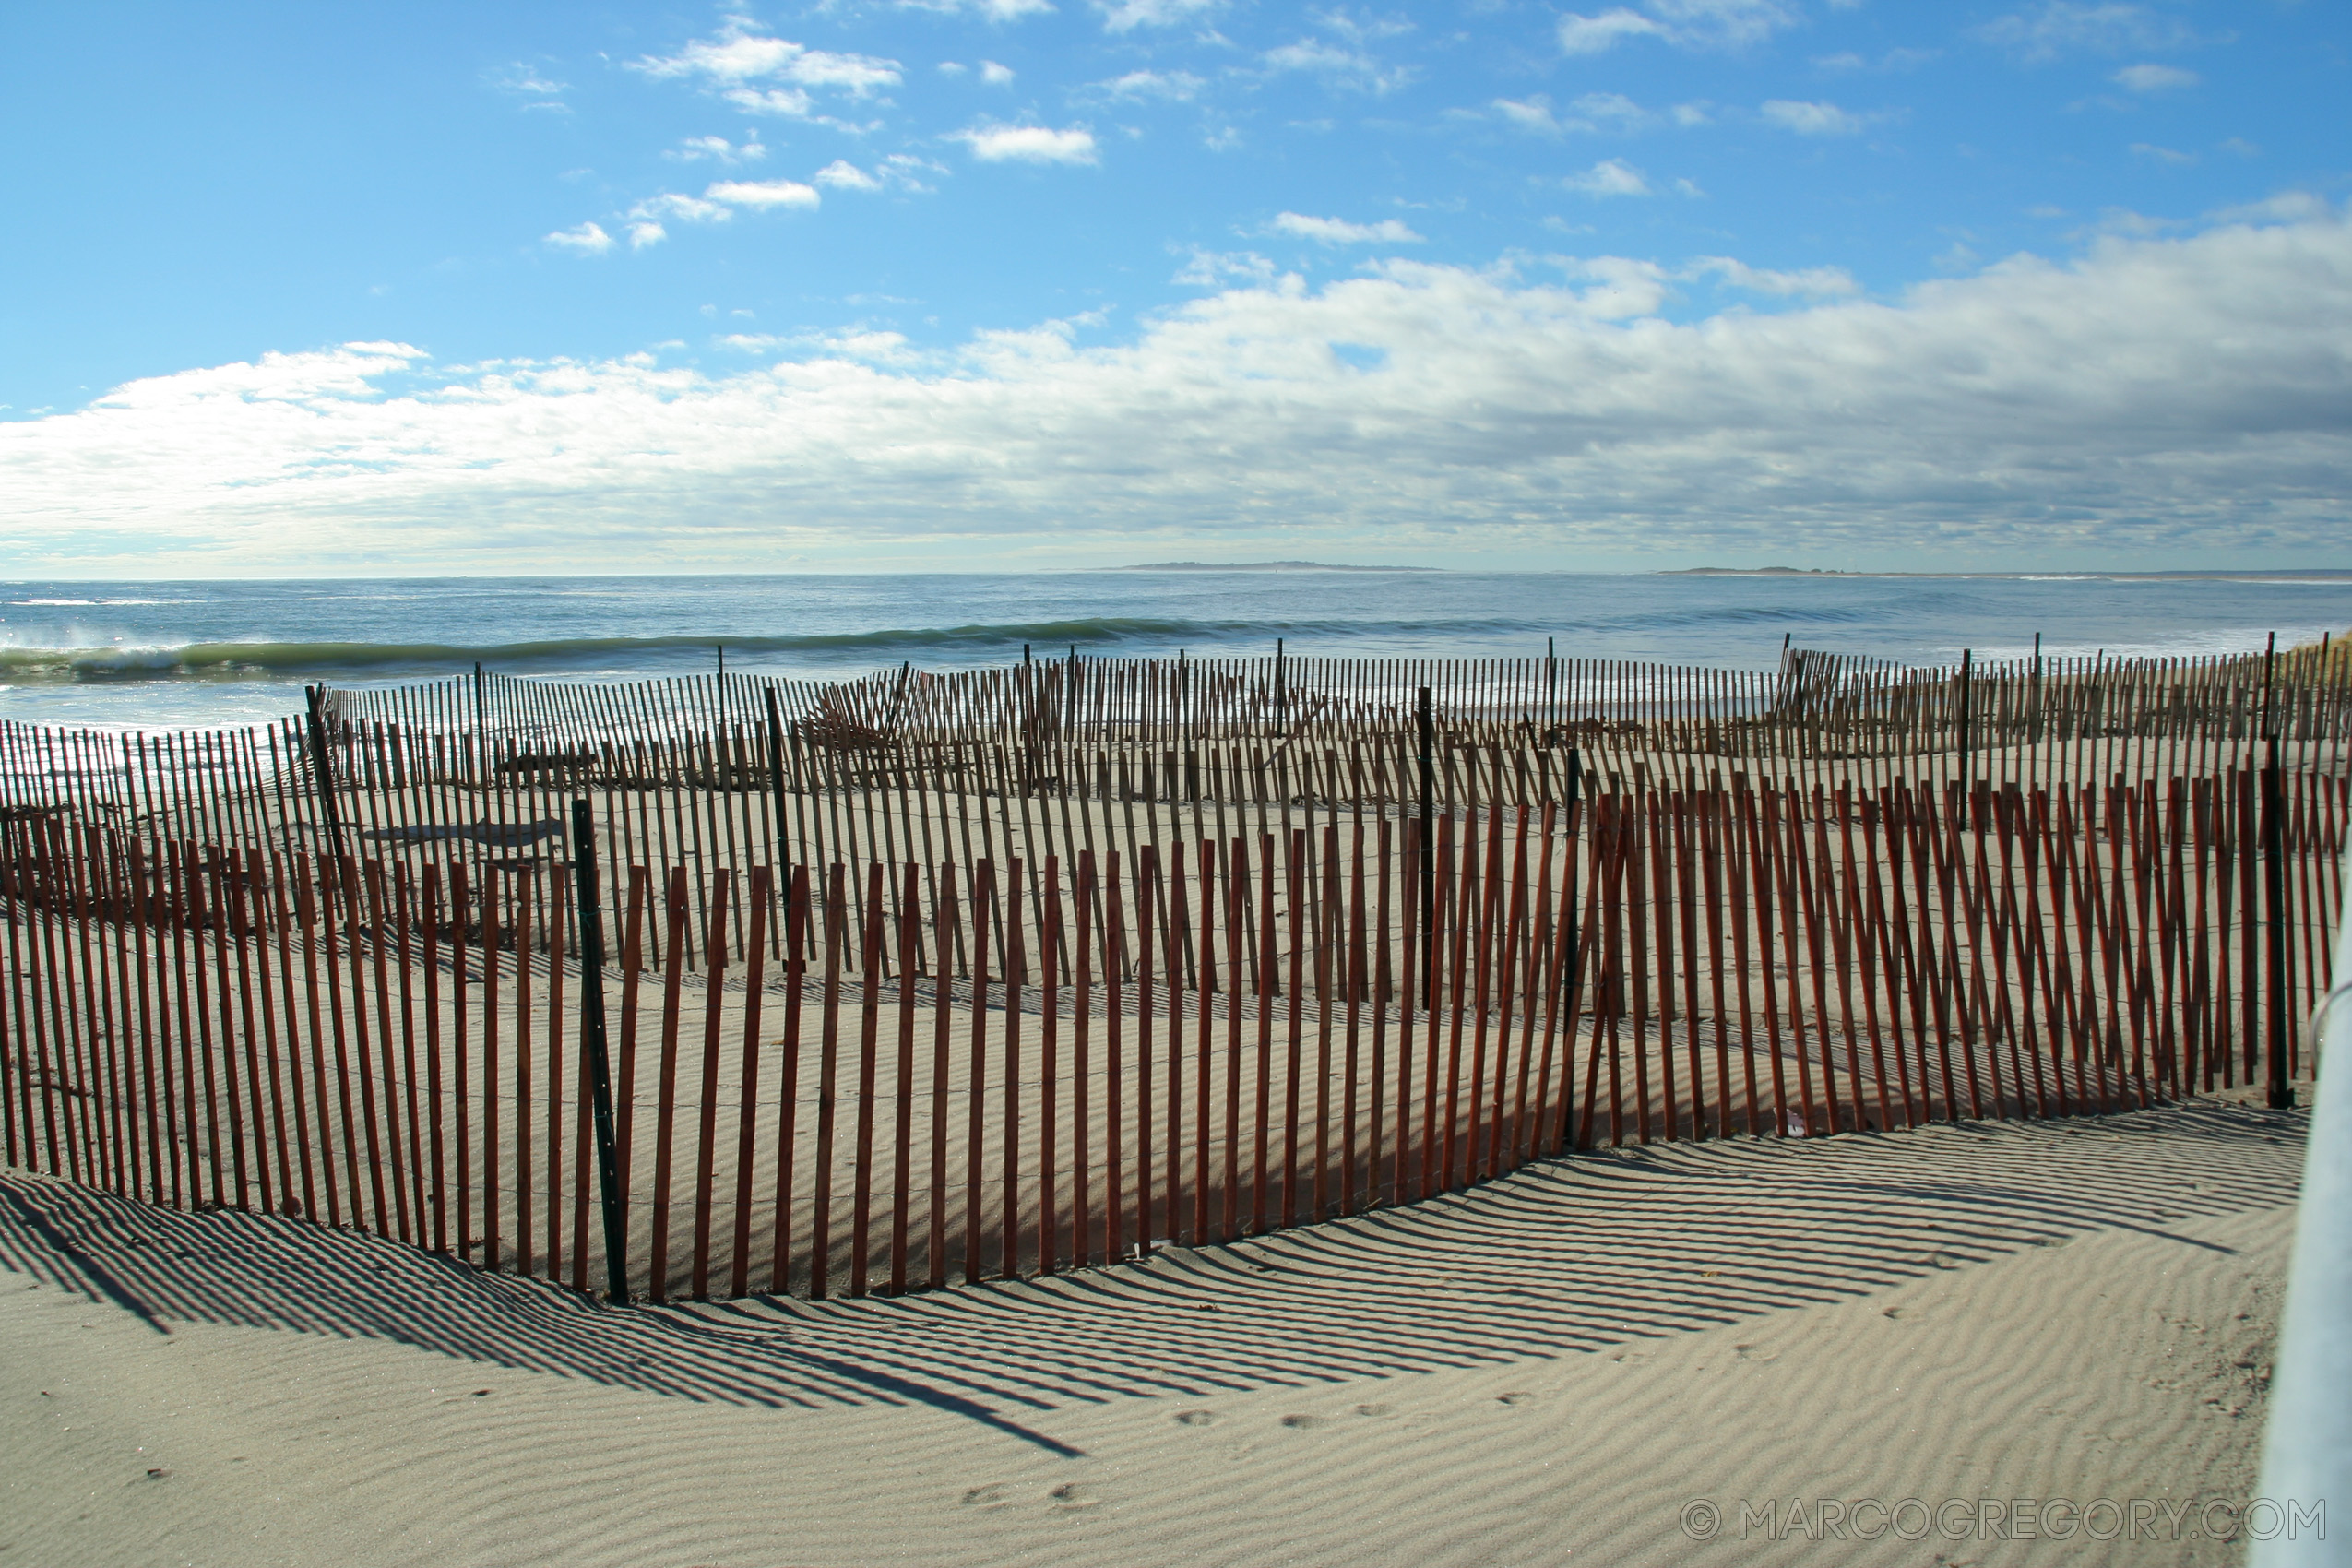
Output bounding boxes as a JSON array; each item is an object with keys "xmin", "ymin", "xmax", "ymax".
[
  {"xmin": 1417, "ymin": 685, "xmax": 1435, "ymax": 992},
  {"xmin": 1955, "ymin": 646, "xmax": 1974, "ymax": 819},
  {"xmin": 572, "ymin": 798, "xmax": 632, "ymax": 1301},
  {"xmin": 763, "ymin": 683, "xmax": 793, "ymax": 900}
]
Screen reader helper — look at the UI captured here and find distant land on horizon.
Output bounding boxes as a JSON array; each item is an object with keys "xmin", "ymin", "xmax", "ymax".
[
  {"xmin": 1662, "ymin": 567, "xmax": 2352, "ymax": 580},
  {"xmin": 1111, "ymin": 560, "xmax": 1440, "ymax": 573}
]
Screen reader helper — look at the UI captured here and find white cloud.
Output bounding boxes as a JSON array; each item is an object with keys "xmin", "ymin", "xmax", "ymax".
[
  {"xmin": 1271, "ymin": 212, "xmax": 1424, "ymax": 244},
  {"xmin": 815, "ymin": 156, "xmax": 944, "ymax": 192},
  {"xmin": 1559, "ymin": 9, "xmax": 1666, "ymax": 53},
  {"xmin": 1175, "ymin": 247, "xmax": 1281, "ymax": 286},
  {"xmin": 952, "ymin": 124, "xmax": 1099, "ymax": 163},
  {"xmin": 706, "ymin": 178, "xmax": 823, "ymax": 209},
  {"xmin": 11, "ymin": 209, "xmax": 2348, "ymax": 572},
  {"xmin": 1574, "ymin": 92, "xmax": 1651, "ymax": 127},
  {"xmin": 543, "ymin": 221, "xmax": 613, "ymax": 255},
  {"xmin": 634, "ymin": 24, "xmax": 901, "ymax": 95},
  {"xmin": 1263, "ymin": 39, "xmax": 1411, "ymax": 93},
  {"xmin": 489, "ymin": 63, "xmax": 568, "ymax": 105},
  {"xmin": 903, "ymin": 0, "xmax": 1056, "ymax": 18},
  {"xmin": 815, "ymin": 160, "xmax": 884, "ymax": 191},
  {"xmin": 1689, "ymin": 256, "xmax": 1861, "ymax": 296},
  {"xmin": 1095, "ymin": 68, "xmax": 1206, "ymax": 101},
  {"xmin": 1560, "ymin": 0, "xmax": 1796, "ymax": 55},
  {"xmin": 632, "ymin": 192, "xmax": 733, "ymax": 224},
  {"xmin": 669, "ymin": 135, "xmax": 767, "ymax": 164},
  {"xmin": 980, "ymin": 60, "xmax": 1016, "ymax": 84},
  {"xmin": 2113, "ymin": 62, "xmax": 2198, "ymax": 91},
  {"xmin": 1974, "ymin": 3, "xmax": 2198, "ymax": 62},
  {"xmin": 2130, "ymin": 142, "xmax": 2195, "ymax": 167},
  {"xmin": 631, "ymin": 20, "xmax": 897, "ymax": 126},
  {"xmin": 1094, "ymin": 0, "xmax": 1220, "ymax": 31},
  {"xmin": 627, "ymin": 221, "xmax": 668, "ymax": 250},
  {"xmin": 1493, "ymin": 92, "xmax": 1657, "ymax": 134},
  {"xmin": 724, "ymin": 88, "xmax": 814, "ymax": 117},
  {"xmin": 1760, "ymin": 99, "xmax": 1871, "ymax": 136},
  {"xmin": 1492, "ymin": 97, "xmax": 1565, "ymax": 134},
  {"xmin": 1561, "ymin": 159, "xmax": 1650, "ymax": 196}
]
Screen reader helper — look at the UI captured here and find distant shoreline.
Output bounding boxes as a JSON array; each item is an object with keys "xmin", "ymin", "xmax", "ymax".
[
  {"xmin": 1110, "ymin": 560, "xmax": 1441, "ymax": 574},
  {"xmin": 1661, "ymin": 567, "xmax": 2352, "ymax": 581}
]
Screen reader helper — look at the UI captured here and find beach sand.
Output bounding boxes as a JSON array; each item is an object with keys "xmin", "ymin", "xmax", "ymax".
[{"xmin": 0, "ymin": 1098, "xmax": 2302, "ymax": 1567}]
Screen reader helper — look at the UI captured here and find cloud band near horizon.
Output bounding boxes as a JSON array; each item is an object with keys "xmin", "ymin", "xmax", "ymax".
[{"xmin": 4, "ymin": 207, "xmax": 2347, "ymax": 576}]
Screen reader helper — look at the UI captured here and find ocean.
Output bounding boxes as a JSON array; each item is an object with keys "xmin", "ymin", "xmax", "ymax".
[{"xmin": 2, "ymin": 570, "xmax": 2346, "ymax": 731}]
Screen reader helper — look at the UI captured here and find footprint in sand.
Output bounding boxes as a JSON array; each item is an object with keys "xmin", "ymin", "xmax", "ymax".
[
  {"xmin": 1279, "ymin": 1414, "xmax": 1328, "ymax": 1430},
  {"xmin": 1173, "ymin": 1410, "xmax": 1218, "ymax": 1427},
  {"xmin": 1047, "ymin": 1482, "xmax": 1101, "ymax": 1512},
  {"xmin": 1733, "ymin": 1344, "xmax": 1779, "ymax": 1363},
  {"xmin": 1354, "ymin": 1403, "xmax": 1393, "ymax": 1418},
  {"xmin": 1496, "ymin": 1392, "xmax": 1536, "ymax": 1406},
  {"xmin": 961, "ymin": 1485, "xmax": 1012, "ymax": 1509}
]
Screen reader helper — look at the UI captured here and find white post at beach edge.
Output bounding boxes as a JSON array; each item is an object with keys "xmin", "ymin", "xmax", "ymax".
[{"xmin": 2252, "ymin": 827, "xmax": 2352, "ymax": 1566}]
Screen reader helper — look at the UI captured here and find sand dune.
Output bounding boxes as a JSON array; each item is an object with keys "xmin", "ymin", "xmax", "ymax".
[{"xmin": 0, "ymin": 1099, "xmax": 2302, "ymax": 1567}]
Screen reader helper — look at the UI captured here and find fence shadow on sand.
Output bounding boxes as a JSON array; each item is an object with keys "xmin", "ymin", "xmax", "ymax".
[{"xmin": 0, "ymin": 1099, "xmax": 2304, "ymax": 1455}]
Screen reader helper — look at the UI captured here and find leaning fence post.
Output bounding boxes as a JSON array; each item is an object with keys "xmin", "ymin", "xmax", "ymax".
[
  {"xmin": 572, "ymin": 798, "xmax": 632, "ymax": 1301},
  {"xmin": 303, "ymin": 684, "xmax": 349, "ymax": 867}
]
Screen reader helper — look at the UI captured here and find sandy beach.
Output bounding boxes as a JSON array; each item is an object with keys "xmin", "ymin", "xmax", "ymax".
[{"xmin": 1, "ymin": 1096, "xmax": 2301, "ymax": 1567}]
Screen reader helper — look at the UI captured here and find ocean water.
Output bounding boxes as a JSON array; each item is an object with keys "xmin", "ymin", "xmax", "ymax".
[{"xmin": 1, "ymin": 571, "xmax": 2346, "ymax": 732}]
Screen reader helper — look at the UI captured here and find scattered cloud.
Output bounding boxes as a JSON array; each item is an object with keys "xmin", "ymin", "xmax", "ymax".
[
  {"xmin": 1561, "ymin": 159, "xmax": 1650, "ymax": 196},
  {"xmin": 543, "ymin": 221, "xmax": 613, "ymax": 255},
  {"xmin": 1175, "ymin": 247, "xmax": 1281, "ymax": 286},
  {"xmin": 1974, "ymin": 3, "xmax": 2200, "ymax": 63},
  {"xmin": 1271, "ymin": 212, "xmax": 1424, "ymax": 244},
  {"xmin": 721, "ymin": 330, "xmax": 918, "ymax": 363},
  {"xmin": 1261, "ymin": 39, "xmax": 1412, "ymax": 94},
  {"xmin": 631, "ymin": 192, "xmax": 733, "ymax": 224},
  {"xmin": 631, "ymin": 21, "xmax": 900, "ymax": 122},
  {"xmin": 902, "ymin": 0, "xmax": 1056, "ymax": 18},
  {"xmin": 627, "ymin": 221, "xmax": 668, "ymax": 249},
  {"xmin": 669, "ymin": 135, "xmax": 768, "ymax": 164},
  {"xmin": 1094, "ymin": 0, "xmax": 1221, "ymax": 30},
  {"xmin": 706, "ymin": 178, "xmax": 823, "ymax": 208},
  {"xmin": 1492, "ymin": 96, "xmax": 1565, "ymax": 134},
  {"xmin": 489, "ymin": 63, "xmax": 569, "ymax": 111},
  {"xmin": 10, "ymin": 211, "xmax": 2349, "ymax": 570},
  {"xmin": 2208, "ymin": 191, "xmax": 2326, "ymax": 224},
  {"xmin": 1814, "ymin": 46, "xmax": 1937, "ymax": 73},
  {"xmin": 815, "ymin": 160, "xmax": 883, "ymax": 191},
  {"xmin": 2129, "ymin": 142, "xmax": 2195, "ymax": 166},
  {"xmin": 1496, "ymin": 91, "xmax": 1663, "ymax": 134},
  {"xmin": 1759, "ymin": 99, "xmax": 1873, "ymax": 136},
  {"xmin": 952, "ymin": 123, "xmax": 1100, "ymax": 163},
  {"xmin": 1093, "ymin": 68, "xmax": 1207, "ymax": 101},
  {"xmin": 1558, "ymin": 9, "xmax": 1665, "ymax": 53},
  {"xmin": 1559, "ymin": 0, "xmax": 1798, "ymax": 55},
  {"xmin": 2113, "ymin": 62, "xmax": 2198, "ymax": 91},
  {"xmin": 815, "ymin": 155, "xmax": 944, "ymax": 192},
  {"xmin": 980, "ymin": 60, "xmax": 1016, "ymax": 85},
  {"xmin": 1689, "ymin": 255, "xmax": 1860, "ymax": 296}
]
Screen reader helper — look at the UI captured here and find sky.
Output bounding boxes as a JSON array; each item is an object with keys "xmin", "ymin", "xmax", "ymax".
[{"xmin": 0, "ymin": 0, "xmax": 2346, "ymax": 576}]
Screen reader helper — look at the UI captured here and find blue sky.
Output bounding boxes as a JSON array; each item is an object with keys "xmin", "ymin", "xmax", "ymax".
[{"xmin": 1, "ymin": 1, "xmax": 2346, "ymax": 575}]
